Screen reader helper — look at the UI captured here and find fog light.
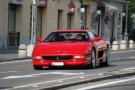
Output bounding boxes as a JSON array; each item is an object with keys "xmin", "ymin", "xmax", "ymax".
[
  {"xmin": 34, "ymin": 56, "xmax": 42, "ymax": 59},
  {"xmin": 74, "ymin": 55, "xmax": 84, "ymax": 59}
]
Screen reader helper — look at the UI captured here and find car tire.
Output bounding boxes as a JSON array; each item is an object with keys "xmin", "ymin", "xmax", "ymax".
[
  {"xmin": 90, "ymin": 49, "xmax": 96, "ymax": 69},
  {"xmin": 105, "ymin": 48, "xmax": 110, "ymax": 66},
  {"xmin": 100, "ymin": 48, "xmax": 110, "ymax": 67},
  {"xmin": 33, "ymin": 65, "xmax": 43, "ymax": 70}
]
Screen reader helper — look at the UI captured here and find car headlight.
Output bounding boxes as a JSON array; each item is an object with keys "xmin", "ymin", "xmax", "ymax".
[
  {"xmin": 33, "ymin": 56, "xmax": 42, "ymax": 59},
  {"xmin": 74, "ymin": 55, "xmax": 84, "ymax": 59}
]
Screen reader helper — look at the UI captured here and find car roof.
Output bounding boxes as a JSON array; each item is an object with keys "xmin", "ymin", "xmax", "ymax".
[{"xmin": 53, "ymin": 29, "xmax": 90, "ymax": 33}]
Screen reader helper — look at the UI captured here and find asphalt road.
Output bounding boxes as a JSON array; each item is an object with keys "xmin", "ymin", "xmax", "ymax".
[
  {"xmin": 60, "ymin": 75, "xmax": 135, "ymax": 90},
  {"xmin": 0, "ymin": 50, "xmax": 135, "ymax": 90}
]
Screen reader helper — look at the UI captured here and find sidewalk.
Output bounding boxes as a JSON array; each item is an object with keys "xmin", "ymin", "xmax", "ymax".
[{"xmin": 0, "ymin": 48, "xmax": 29, "ymax": 62}]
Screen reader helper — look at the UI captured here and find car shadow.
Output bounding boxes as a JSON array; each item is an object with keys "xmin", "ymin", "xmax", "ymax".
[{"xmin": 40, "ymin": 64, "xmax": 116, "ymax": 70}]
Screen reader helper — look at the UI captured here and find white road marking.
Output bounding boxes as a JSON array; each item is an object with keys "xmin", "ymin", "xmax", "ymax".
[
  {"xmin": 0, "ymin": 71, "xmax": 18, "ymax": 74},
  {"xmin": 2, "ymin": 71, "xmax": 84, "ymax": 79},
  {"xmin": 115, "ymin": 58, "xmax": 121, "ymax": 60},
  {"xmin": 13, "ymin": 74, "xmax": 96, "ymax": 89},
  {"xmin": 129, "ymin": 57, "xmax": 135, "ymax": 59},
  {"xmin": 0, "ymin": 60, "xmax": 31, "ymax": 65},
  {"xmin": 11, "ymin": 67, "xmax": 135, "ymax": 89},
  {"xmin": 111, "ymin": 57, "xmax": 135, "ymax": 61},
  {"xmin": 111, "ymin": 49, "xmax": 135, "ymax": 53},
  {"xmin": 119, "ymin": 67, "xmax": 135, "ymax": 71},
  {"xmin": 2, "ymin": 75, "xmax": 36, "ymax": 79},
  {"xmin": 76, "ymin": 77, "xmax": 135, "ymax": 90}
]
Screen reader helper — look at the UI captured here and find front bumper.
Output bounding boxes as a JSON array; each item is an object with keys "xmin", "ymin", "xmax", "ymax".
[{"xmin": 32, "ymin": 55, "xmax": 91, "ymax": 67}]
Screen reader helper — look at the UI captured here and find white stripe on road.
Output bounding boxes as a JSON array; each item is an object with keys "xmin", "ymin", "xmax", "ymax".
[
  {"xmin": 76, "ymin": 77, "xmax": 135, "ymax": 90},
  {"xmin": 11, "ymin": 67, "xmax": 135, "ymax": 89},
  {"xmin": 0, "ymin": 71, "xmax": 18, "ymax": 74},
  {"xmin": 12, "ymin": 73, "xmax": 97, "ymax": 89},
  {"xmin": 0, "ymin": 60, "xmax": 31, "ymax": 65},
  {"xmin": 119, "ymin": 67, "xmax": 135, "ymax": 71},
  {"xmin": 2, "ymin": 71, "xmax": 84, "ymax": 79},
  {"xmin": 3, "ymin": 67, "xmax": 134, "ymax": 79},
  {"xmin": 115, "ymin": 58, "xmax": 121, "ymax": 60},
  {"xmin": 129, "ymin": 57, "xmax": 135, "ymax": 59},
  {"xmin": 111, "ymin": 49, "xmax": 135, "ymax": 54},
  {"xmin": 110, "ymin": 56, "xmax": 135, "ymax": 61}
]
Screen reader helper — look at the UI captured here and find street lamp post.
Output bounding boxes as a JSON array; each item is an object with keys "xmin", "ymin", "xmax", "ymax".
[
  {"xmin": 96, "ymin": 10, "xmax": 101, "ymax": 36},
  {"xmin": 121, "ymin": 12, "xmax": 125, "ymax": 40},
  {"xmin": 124, "ymin": 3, "xmax": 128, "ymax": 41},
  {"xmin": 79, "ymin": 0, "xmax": 85, "ymax": 29},
  {"xmin": 79, "ymin": 7, "xmax": 85, "ymax": 29},
  {"xmin": 31, "ymin": 0, "xmax": 37, "ymax": 44}
]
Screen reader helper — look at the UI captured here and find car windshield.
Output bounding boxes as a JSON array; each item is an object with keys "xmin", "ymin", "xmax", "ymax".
[{"xmin": 44, "ymin": 32, "xmax": 89, "ymax": 42}]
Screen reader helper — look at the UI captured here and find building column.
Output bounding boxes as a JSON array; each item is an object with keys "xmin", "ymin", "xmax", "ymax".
[{"xmin": 0, "ymin": 0, "xmax": 8, "ymax": 48}]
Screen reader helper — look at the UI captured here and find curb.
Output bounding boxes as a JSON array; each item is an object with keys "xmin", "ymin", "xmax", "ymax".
[
  {"xmin": 12, "ymin": 67, "xmax": 135, "ymax": 90},
  {"xmin": 40, "ymin": 68, "xmax": 135, "ymax": 90}
]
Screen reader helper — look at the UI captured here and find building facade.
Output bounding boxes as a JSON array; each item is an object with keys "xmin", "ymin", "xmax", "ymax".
[{"xmin": 0, "ymin": 0, "xmax": 127, "ymax": 49}]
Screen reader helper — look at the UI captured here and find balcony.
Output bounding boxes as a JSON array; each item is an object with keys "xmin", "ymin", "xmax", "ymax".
[
  {"xmin": 9, "ymin": 0, "xmax": 23, "ymax": 5},
  {"xmin": 37, "ymin": 0, "xmax": 47, "ymax": 7}
]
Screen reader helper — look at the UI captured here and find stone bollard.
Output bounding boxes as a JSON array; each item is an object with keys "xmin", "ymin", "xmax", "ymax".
[
  {"xmin": 112, "ymin": 41, "xmax": 119, "ymax": 50},
  {"xmin": 27, "ymin": 44, "xmax": 35, "ymax": 57},
  {"xmin": 129, "ymin": 40, "xmax": 134, "ymax": 49},
  {"xmin": 120, "ymin": 40, "xmax": 127, "ymax": 50},
  {"xmin": 18, "ymin": 44, "xmax": 27, "ymax": 58}
]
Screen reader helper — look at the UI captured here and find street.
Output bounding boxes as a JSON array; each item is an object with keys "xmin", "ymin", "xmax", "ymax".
[
  {"xmin": 60, "ymin": 75, "xmax": 135, "ymax": 90},
  {"xmin": 0, "ymin": 50, "xmax": 135, "ymax": 90},
  {"xmin": 0, "ymin": 0, "xmax": 135, "ymax": 90}
]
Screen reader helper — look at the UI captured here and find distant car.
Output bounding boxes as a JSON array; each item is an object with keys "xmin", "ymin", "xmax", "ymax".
[{"xmin": 32, "ymin": 30, "xmax": 110, "ymax": 70}]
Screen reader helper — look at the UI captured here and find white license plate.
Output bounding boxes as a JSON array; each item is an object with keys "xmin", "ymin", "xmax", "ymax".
[{"xmin": 51, "ymin": 62, "xmax": 64, "ymax": 66}]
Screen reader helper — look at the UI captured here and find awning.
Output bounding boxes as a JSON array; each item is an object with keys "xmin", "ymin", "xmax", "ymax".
[{"xmin": 102, "ymin": 1, "xmax": 118, "ymax": 10}]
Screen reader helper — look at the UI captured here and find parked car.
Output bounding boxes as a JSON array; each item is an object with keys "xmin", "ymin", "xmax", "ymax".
[{"xmin": 32, "ymin": 30, "xmax": 110, "ymax": 70}]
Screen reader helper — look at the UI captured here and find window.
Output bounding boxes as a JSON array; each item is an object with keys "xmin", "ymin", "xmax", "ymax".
[
  {"xmin": 8, "ymin": 5, "xmax": 20, "ymax": 47},
  {"xmin": 45, "ymin": 32, "xmax": 89, "ymax": 42},
  {"xmin": 8, "ymin": 32, "xmax": 20, "ymax": 47},
  {"xmin": 67, "ymin": 14, "xmax": 74, "ymax": 29},
  {"xmin": 58, "ymin": 10, "xmax": 63, "ymax": 30},
  {"xmin": 37, "ymin": 7, "xmax": 43, "ymax": 38},
  {"xmin": 8, "ymin": 5, "xmax": 16, "ymax": 32},
  {"xmin": 88, "ymin": 32, "xmax": 96, "ymax": 39}
]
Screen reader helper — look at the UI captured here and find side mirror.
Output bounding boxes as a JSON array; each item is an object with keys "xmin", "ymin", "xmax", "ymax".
[
  {"xmin": 36, "ymin": 37, "xmax": 44, "ymax": 43},
  {"xmin": 91, "ymin": 37, "xmax": 102, "ymax": 42},
  {"xmin": 96, "ymin": 37, "xmax": 102, "ymax": 41}
]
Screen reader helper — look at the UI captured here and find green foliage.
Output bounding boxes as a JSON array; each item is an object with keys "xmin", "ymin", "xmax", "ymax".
[
  {"xmin": 128, "ymin": 0, "xmax": 135, "ymax": 12},
  {"xmin": 122, "ymin": 0, "xmax": 135, "ymax": 30}
]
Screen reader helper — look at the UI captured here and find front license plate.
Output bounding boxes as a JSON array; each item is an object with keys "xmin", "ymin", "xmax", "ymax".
[{"xmin": 52, "ymin": 62, "xmax": 64, "ymax": 66}]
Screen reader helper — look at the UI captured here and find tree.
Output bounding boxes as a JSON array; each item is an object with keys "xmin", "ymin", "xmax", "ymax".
[{"xmin": 124, "ymin": 0, "xmax": 135, "ymax": 40}]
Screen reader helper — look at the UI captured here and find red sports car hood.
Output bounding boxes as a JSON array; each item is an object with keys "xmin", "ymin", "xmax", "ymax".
[{"xmin": 33, "ymin": 42, "xmax": 92, "ymax": 55}]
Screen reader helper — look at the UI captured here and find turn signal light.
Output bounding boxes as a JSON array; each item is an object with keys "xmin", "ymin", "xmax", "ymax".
[
  {"xmin": 33, "ymin": 56, "xmax": 42, "ymax": 59},
  {"xmin": 74, "ymin": 55, "xmax": 84, "ymax": 59}
]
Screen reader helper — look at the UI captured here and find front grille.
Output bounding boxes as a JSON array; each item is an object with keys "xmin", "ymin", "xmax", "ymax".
[{"xmin": 42, "ymin": 55, "xmax": 73, "ymax": 60}]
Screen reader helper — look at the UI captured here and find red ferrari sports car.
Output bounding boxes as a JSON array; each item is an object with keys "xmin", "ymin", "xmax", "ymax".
[{"xmin": 32, "ymin": 30, "xmax": 110, "ymax": 70}]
